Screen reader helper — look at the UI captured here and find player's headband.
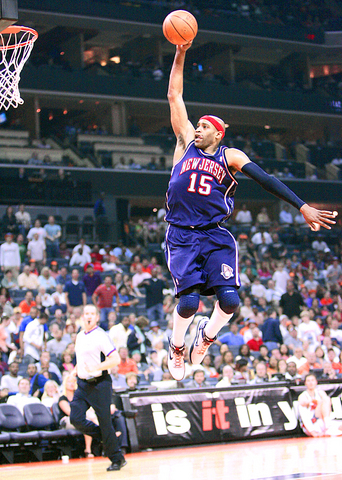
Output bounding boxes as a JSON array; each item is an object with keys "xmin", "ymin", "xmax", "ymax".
[{"xmin": 199, "ymin": 115, "xmax": 225, "ymax": 138}]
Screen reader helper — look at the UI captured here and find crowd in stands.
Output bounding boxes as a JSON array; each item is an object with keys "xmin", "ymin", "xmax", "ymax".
[{"xmin": 0, "ymin": 201, "xmax": 341, "ymax": 452}]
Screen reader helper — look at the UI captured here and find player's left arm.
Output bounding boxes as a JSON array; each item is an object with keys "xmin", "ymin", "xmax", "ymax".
[{"xmin": 225, "ymin": 148, "xmax": 337, "ymax": 231}]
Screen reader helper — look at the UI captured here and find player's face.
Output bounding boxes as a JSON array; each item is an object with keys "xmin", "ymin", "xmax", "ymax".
[
  {"xmin": 195, "ymin": 120, "xmax": 217, "ymax": 149},
  {"xmin": 83, "ymin": 306, "xmax": 99, "ymax": 331}
]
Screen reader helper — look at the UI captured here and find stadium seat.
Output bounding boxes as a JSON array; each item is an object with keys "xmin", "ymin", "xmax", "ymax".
[
  {"xmin": 65, "ymin": 215, "xmax": 81, "ymax": 242},
  {"xmin": 81, "ymin": 215, "xmax": 96, "ymax": 242},
  {"xmin": 0, "ymin": 404, "xmax": 41, "ymax": 462}
]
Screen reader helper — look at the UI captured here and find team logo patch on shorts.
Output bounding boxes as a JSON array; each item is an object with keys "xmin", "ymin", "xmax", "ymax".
[{"xmin": 221, "ymin": 263, "xmax": 234, "ymax": 280}]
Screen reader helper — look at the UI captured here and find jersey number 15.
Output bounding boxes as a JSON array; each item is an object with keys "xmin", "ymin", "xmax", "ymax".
[{"xmin": 187, "ymin": 173, "xmax": 213, "ymax": 196}]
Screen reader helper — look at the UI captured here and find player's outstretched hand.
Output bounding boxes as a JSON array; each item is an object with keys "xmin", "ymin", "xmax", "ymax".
[
  {"xmin": 300, "ymin": 204, "xmax": 337, "ymax": 230},
  {"xmin": 176, "ymin": 40, "xmax": 193, "ymax": 53}
]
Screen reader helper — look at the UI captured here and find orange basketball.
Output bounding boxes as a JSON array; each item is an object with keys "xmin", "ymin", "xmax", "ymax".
[{"xmin": 163, "ymin": 10, "xmax": 198, "ymax": 45}]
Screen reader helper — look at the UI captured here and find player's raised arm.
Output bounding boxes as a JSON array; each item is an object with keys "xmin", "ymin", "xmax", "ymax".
[
  {"xmin": 225, "ymin": 148, "xmax": 337, "ymax": 231},
  {"xmin": 167, "ymin": 43, "xmax": 195, "ymax": 165}
]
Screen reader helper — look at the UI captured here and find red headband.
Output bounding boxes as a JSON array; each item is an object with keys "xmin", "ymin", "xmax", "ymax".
[{"xmin": 199, "ymin": 115, "xmax": 225, "ymax": 138}]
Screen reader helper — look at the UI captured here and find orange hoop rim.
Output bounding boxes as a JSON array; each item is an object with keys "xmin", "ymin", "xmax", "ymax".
[{"xmin": 0, "ymin": 26, "xmax": 38, "ymax": 50}]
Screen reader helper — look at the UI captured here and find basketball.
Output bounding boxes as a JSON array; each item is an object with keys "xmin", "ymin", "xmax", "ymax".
[{"xmin": 163, "ymin": 10, "xmax": 198, "ymax": 45}]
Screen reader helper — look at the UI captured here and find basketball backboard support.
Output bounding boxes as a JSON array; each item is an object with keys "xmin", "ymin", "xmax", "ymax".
[{"xmin": 0, "ymin": 0, "xmax": 18, "ymax": 33}]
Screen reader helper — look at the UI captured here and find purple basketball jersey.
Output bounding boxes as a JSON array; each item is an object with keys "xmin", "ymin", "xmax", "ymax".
[{"xmin": 165, "ymin": 141, "xmax": 237, "ymax": 228}]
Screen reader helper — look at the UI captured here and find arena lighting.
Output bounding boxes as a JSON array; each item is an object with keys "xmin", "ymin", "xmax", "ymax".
[{"xmin": 110, "ymin": 55, "xmax": 120, "ymax": 64}]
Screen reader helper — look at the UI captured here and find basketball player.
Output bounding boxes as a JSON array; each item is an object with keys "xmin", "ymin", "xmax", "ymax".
[
  {"xmin": 70, "ymin": 304, "xmax": 126, "ymax": 471},
  {"xmin": 165, "ymin": 42, "xmax": 337, "ymax": 381}
]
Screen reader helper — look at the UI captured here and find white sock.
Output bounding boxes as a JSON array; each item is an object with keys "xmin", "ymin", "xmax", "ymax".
[
  {"xmin": 172, "ymin": 306, "xmax": 194, "ymax": 347},
  {"xmin": 204, "ymin": 301, "xmax": 233, "ymax": 339}
]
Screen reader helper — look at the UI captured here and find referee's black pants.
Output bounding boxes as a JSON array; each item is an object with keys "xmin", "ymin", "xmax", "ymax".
[{"xmin": 70, "ymin": 376, "xmax": 123, "ymax": 462}]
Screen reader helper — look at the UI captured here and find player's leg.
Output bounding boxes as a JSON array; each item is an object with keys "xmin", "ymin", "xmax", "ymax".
[
  {"xmin": 190, "ymin": 286, "xmax": 240, "ymax": 365},
  {"xmin": 168, "ymin": 287, "xmax": 200, "ymax": 381}
]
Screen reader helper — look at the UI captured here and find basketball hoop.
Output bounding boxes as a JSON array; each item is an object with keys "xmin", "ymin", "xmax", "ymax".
[{"xmin": 0, "ymin": 26, "xmax": 38, "ymax": 110}]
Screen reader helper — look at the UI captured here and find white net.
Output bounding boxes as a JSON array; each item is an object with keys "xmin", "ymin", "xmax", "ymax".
[{"xmin": 0, "ymin": 26, "xmax": 38, "ymax": 111}]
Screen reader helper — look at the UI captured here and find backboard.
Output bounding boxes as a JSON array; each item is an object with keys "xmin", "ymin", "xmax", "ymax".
[{"xmin": 0, "ymin": 0, "xmax": 18, "ymax": 32}]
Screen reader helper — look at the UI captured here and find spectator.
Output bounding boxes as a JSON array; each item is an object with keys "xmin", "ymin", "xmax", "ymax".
[
  {"xmin": 27, "ymin": 219, "xmax": 47, "ymax": 242},
  {"xmin": 17, "ymin": 265, "xmax": 39, "ymax": 291},
  {"xmin": 217, "ymin": 322, "xmax": 244, "ymax": 347},
  {"xmin": 1, "ymin": 269, "xmax": 18, "ymax": 290},
  {"xmin": 127, "ymin": 315, "xmax": 150, "ymax": 360},
  {"xmin": 312, "ymin": 234, "xmax": 330, "ymax": 253},
  {"xmin": 46, "ymin": 326, "xmax": 68, "ymax": 360},
  {"xmin": 284, "ymin": 324, "xmax": 303, "ymax": 350},
  {"xmin": 27, "ymin": 232, "xmax": 46, "ymax": 271},
  {"xmin": 138, "ymin": 268, "xmax": 167, "ymax": 324},
  {"xmin": 38, "ymin": 266, "xmax": 57, "ymax": 290},
  {"xmin": 256, "ymin": 207, "xmax": 271, "ymax": 225},
  {"xmin": 285, "ymin": 361, "xmax": 302, "ymax": 382},
  {"xmin": 55, "ymin": 266, "xmax": 71, "ymax": 286},
  {"xmin": 94, "ymin": 192, "xmax": 109, "ymax": 242},
  {"xmin": 247, "ymin": 327, "xmax": 263, "ymax": 352},
  {"xmin": 19, "ymin": 291, "xmax": 37, "ymax": 316},
  {"xmin": 117, "ymin": 346, "xmax": 139, "ymax": 375},
  {"xmin": 279, "ymin": 204, "xmax": 294, "ymax": 226},
  {"xmin": 326, "ymin": 258, "xmax": 342, "ymax": 286},
  {"xmin": 82, "ymin": 264, "xmax": 101, "ymax": 302},
  {"xmin": 261, "ymin": 308, "xmax": 283, "ymax": 350},
  {"xmin": 298, "ymin": 352, "xmax": 322, "ymax": 377},
  {"xmin": 23, "ymin": 312, "xmax": 48, "ymax": 363},
  {"xmin": 110, "ymin": 365, "xmax": 127, "ymax": 390},
  {"xmin": 0, "ymin": 233, "xmax": 20, "ymax": 278},
  {"xmin": 50, "ymin": 284, "xmax": 67, "ymax": 315},
  {"xmin": 279, "ymin": 281, "xmax": 304, "ymax": 318},
  {"xmin": 15, "ymin": 204, "xmax": 31, "ymax": 237},
  {"xmin": 272, "ymin": 262, "xmax": 290, "ymax": 295},
  {"xmin": 92, "ymin": 275, "xmax": 119, "ymax": 328},
  {"xmin": 44, "ymin": 216, "xmax": 61, "ymax": 259},
  {"xmin": 145, "ymin": 321, "xmax": 164, "ymax": 348},
  {"xmin": 265, "ymin": 279, "xmax": 283, "ymax": 306},
  {"xmin": 41, "ymin": 380, "xmax": 60, "ymax": 408},
  {"xmin": 109, "ymin": 315, "xmax": 132, "ymax": 350},
  {"xmin": 69, "ymin": 247, "xmax": 91, "ymax": 267},
  {"xmin": 235, "ymin": 203, "xmax": 253, "ymax": 229},
  {"xmin": 287, "ymin": 347, "xmax": 307, "ymax": 369},
  {"xmin": 37, "ymin": 350, "xmax": 62, "ymax": 384},
  {"xmin": 249, "ymin": 362, "xmax": 269, "ymax": 384},
  {"xmin": 215, "ymin": 365, "xmax": 235, "ymax": 388},
  {"xmin": 0, "ymin": 361, "xmax": 22, "ymax": 393},
  {"xmin": 2, "ymin": 206, "xmax": 18, "ymax": 236},
  {"xmin": 297, "ymin": 311, "xmax": 320, "ymax": 351},
  {"xmin": 64, "ymin": 268, "xmax": 87, "ymax": 313},
  {"xmin": 131, "ymin": 263, "xmax": 151, "ymax": 289},
  {"xmin": 7, "ymin": 377, "xmax": 40, "ymax": 414},
  {"xmin": 251, "ymin": 277, "xmax": 267, "ymax": 299},
  {"xmin": 185, "ymin": 369, "xmax": 211, "ymax": 388},
  {"xmin": 72, "ymin": 238, "xmax": 91, "ymax": 257}
]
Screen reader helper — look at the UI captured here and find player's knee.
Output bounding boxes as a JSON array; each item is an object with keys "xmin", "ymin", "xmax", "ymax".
[
  {"xmin": 177, "ymin": 292, "xmax": 200, "ymax": 318},
  {"xmin": 216, "ymin": 287, "xmax": 240, "ymax": 315}
]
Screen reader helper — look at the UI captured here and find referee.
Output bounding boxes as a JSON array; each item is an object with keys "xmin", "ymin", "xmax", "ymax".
[{"xmin": 70, "ymin": 304, "xmax": 126, "ymax": 471}]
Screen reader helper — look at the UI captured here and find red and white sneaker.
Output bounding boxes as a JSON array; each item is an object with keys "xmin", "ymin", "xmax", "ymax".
[
  {"xmin": 168, "ymin": 338, "xmax": 186, "ymax": 381},
  {"xmin": 189, "ymin": 318, "xmax": 216, "ymax": 365}
]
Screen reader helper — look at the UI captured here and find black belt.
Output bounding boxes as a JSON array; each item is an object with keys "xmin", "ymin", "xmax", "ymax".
[
  {"xmin": 170, "ymin": 222, "xmax": 223, "ymax": 231},
  {"xmin": 79, "ymin": 372, "xmax": 109, "ymax": 384}
]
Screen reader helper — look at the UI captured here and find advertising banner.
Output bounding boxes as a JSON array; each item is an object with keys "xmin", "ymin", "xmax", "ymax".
[
  {"xmin": 129, "ymin": 385, "xmax": 297, "ymax": 449},
  {"xmin": 128, "ymin": 382, "xmax": 342, "ymax": 450}
]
